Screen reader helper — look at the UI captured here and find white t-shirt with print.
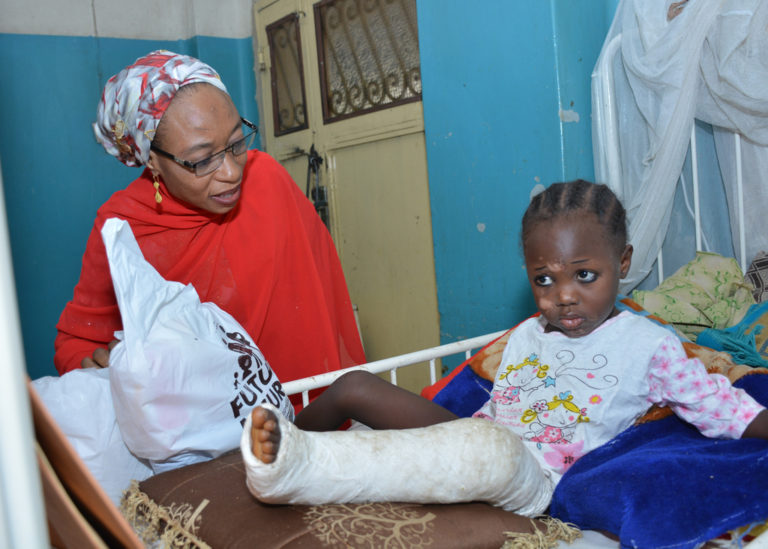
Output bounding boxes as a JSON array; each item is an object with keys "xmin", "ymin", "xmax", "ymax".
[{"xmin": 473, "ymin": 311, "xmax": 764, "ymax": 484}]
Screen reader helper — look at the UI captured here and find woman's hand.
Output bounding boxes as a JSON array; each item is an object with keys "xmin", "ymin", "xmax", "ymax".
[{"xmin": 81, "ymin": 339, "xmax": 119, "ymax": 369}]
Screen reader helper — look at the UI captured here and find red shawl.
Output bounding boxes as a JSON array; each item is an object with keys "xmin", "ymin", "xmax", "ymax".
[{"xmin": 55, "ymin": 150, "xmax": 365, "ymax": 395}]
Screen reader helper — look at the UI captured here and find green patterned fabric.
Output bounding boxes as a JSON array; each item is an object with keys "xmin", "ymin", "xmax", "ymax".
[{"xmin": 632, "ymin": 252, "xmax": 755, "ymax": 340}]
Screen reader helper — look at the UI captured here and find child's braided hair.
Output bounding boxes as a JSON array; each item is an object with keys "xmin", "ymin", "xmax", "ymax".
[{"xmin": 522, "ymin": 180, "xmax": 627, "ymax": 254}]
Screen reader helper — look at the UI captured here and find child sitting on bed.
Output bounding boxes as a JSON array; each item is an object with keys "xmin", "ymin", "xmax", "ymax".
[{"xmin": 241, "ymin": 179, "xmax": 768, "ymax": 517}]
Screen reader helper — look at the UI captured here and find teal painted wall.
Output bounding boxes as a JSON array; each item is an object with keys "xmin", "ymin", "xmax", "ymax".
[
  {"xmin": 0, "ymin": 34, "xmax": 258, "ymax": 379},
  {"xmin": 417, "ymin": 0, "xmax": 619, "ymax": 349},
  {"xmin": 2, "ymin": 1, "xmax": 619, "ymax": 379}
]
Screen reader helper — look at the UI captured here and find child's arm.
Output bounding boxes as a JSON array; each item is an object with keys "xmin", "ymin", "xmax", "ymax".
[
  {"xmin": 648, "ymin": 335, "xmax": 765, "ymax": 439},
  {"xmin": 742, "ymin": 409, "xmax": 768, "ymax": 439}
]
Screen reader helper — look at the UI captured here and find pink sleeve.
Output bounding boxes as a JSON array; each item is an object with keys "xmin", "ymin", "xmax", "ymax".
[{"xmin": 647, "ymin": 335, "xmax": 765, "ymax": 438}]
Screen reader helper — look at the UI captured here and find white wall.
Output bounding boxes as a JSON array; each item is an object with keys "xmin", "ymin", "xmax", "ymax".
[{"xmin": 0, "ymin": 0, "xmax": 254, "ymax": 39}]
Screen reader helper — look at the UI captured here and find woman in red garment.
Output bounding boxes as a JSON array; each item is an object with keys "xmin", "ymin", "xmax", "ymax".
[{"xmin": 55, "ymin": 51, "xmax": 365, "ymax": 404}]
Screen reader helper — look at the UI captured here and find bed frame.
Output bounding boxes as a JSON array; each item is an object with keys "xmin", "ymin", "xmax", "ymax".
[
  {"xmin": 3, "ymin": 186, "xmax": 768, "ymax": 548},
  {"xmin": 2, "ymin": 36, "xmax": 766, "ymax": 549},
  {"xmin": 268, "ymin": 40, "xmax": 767, "ymax": 547},
  {"xmin": 3, "ymin": 136, "xmax": 767, "ymax": 549},
  {"xmin": 0, "ymin": 167, "xmax": 50, "ymax": 548},
  {"xmin": 283, "ymin": 330, "xmax": 507, "ymax": 407}
]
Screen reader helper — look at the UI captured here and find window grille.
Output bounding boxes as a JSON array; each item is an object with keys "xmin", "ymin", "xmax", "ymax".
[
  {"xmin": 267, "ymin": 13, "xmax": 310, "ymax": 135},
  {"xmin": 314, "ymin": 0, "xmax": 422, "ymax": 123}
]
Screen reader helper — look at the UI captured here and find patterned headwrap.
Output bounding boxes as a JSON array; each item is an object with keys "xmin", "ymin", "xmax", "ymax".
[{"xmin": 93, "ymin": 50, "xmax": 229, "ymax": 167}]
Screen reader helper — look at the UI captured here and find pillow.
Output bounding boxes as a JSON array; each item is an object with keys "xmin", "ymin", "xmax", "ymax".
[
  {"xmin": 631, "ymin": 251, "xmax": 755, "ymax": 340},
  {"xmin": 122, "ymin": 450, "xmax": 573, "ymax": 548},
  {"xmin": 745, "ymin": 251, "xmax": 768, "ymax": 302}
]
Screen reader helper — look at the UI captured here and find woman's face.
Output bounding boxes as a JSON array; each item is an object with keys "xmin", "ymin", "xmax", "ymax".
[{"xmin": 147, "ymin": 84, "xmax": 247, "ymax": 214}]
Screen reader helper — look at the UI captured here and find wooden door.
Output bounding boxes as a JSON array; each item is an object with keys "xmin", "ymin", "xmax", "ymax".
[{"xmin": 254, "ymin": 0, "xmax": 439, "ymax": 392}]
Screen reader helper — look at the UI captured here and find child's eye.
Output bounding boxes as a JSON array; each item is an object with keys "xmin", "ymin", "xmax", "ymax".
[
  {"xmin": 576, "ymin": 270, "xmax": 597, "ymax": 283},
  {"xmin": 534, "ymin": 275, "xmax": 553, "ymax": 286}
]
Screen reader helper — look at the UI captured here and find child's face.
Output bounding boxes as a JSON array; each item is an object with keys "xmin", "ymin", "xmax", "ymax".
[{"xmin": 523, "ymin": 213, "xmax": 632, "ymax": 338}]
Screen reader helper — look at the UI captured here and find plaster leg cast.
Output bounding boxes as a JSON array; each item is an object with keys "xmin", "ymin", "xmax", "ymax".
[{"xmin": 240, "ymin": 404, "xmax": 553, "ymax": 517}]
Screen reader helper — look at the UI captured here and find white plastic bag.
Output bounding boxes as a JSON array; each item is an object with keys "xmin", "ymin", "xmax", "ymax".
[
  {"xmin": 32, "ymin": 368, "xmax": 153, "ymax": 505},
  {"xmin": 103, "ymin": 217, "xmax": 294, "ymax": 473}
]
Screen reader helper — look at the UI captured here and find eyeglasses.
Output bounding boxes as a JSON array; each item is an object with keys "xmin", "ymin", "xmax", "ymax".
[{"xmin": 150, "ymin": 118, "xmax": 259, "ymax": 176}]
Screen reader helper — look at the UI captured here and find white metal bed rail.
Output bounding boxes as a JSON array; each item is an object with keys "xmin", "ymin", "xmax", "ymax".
[
  {"xmin": 657, "ymin": 126, "xmax": 747, "ymax": 280},
  {"xmin": 0, "ymin": 160, "xmax": 49, "ymax": 548},
  {"xmin": 283, "ymin": 329, "xmax": 508, "ymax": 407},
  {"xmin": 597, "ymin": 33, "xmax": 748, "ymax": 282}
]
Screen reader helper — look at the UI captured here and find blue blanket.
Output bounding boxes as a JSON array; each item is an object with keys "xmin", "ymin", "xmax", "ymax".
[{"xmin": 549, "ymin": 373, "xmax": 768, "ymax": 549}]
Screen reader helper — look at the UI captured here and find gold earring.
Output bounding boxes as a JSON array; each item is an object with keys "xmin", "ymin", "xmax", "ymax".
[{"xmin": 153, "ymin": 174, "xmax": 163, "ymax": 204}]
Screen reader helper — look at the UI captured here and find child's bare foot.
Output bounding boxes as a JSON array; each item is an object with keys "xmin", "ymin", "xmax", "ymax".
[{"xmin": 250, "ymin": 406, "xmax": 281, "ymax": 464}]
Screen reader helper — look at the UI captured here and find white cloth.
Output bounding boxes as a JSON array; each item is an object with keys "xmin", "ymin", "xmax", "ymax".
[
  {"xmin": 32, "ymin": 369, "xmax": 152, "ymax": 506},
  {"xmin": 474, "ymin": 312, "xmax": 762, "ymax": 484},
  {"xmin": 592, "ymin": 0, "xmax": 768, "ymax": 288},
  {"xmin": 240, "ymin": 404, "xmax": 554, "ymax": 517}
]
